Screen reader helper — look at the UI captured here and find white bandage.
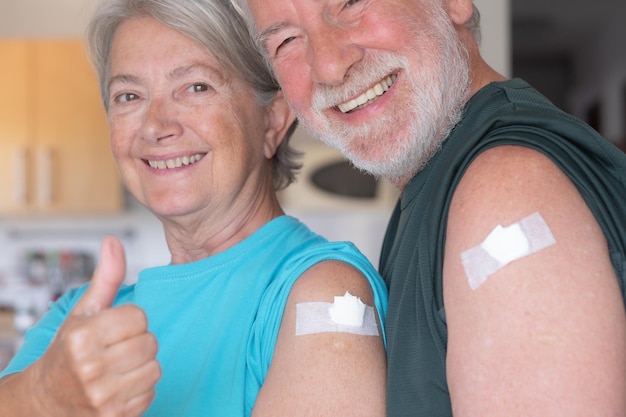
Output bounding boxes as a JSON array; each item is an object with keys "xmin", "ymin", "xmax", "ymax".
[
  {"xmin": 461, "ymin": 212, "xmax": 556, "ymax": 290},
  {"xmin": 295, "ymin": 291, "xmax": 379, "ymax": 336}
]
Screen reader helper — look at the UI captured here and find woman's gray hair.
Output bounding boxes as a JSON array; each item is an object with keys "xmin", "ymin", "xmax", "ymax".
[{"xmin": 86, "ymin": 0, "xmax": 300, "ymax": 190}]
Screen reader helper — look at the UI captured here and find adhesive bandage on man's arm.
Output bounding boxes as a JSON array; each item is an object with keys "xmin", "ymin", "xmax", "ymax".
[
  {"xmin": 460, "ymin": 212, "xmax": 556, "ymax": 290},
  {"xmin": 295, "ymin": 291, "xmax": 379, "ymax": 336}
]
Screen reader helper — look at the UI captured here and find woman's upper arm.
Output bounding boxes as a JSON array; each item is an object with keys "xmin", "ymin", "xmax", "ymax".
[
  {"xmin": 443, "ymin": 145, "xmax": 626, "ymax": 416},
  {"xmin": 252, "ymin": 260, "xmax": 386, "ymax": 417}
]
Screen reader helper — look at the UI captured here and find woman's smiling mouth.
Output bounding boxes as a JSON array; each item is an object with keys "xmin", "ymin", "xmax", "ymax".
[{"xmin": 146, "ymin": 153, "xmax": 206, "ymax": 170}]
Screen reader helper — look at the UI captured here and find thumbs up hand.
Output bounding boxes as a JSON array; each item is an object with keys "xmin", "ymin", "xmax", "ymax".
[
  {"xmin": 72, "ymin": 235, "xmax": 129, "ymax": 317},
  {"xmin": 27, "ymin": 236, "xmax": 161, "ymax": 417}
]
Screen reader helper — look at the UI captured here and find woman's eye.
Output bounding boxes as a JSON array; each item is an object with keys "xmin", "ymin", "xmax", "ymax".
[
  {"xmin": 116, "ymin": 92, "xmax": 139, "ymax": 103},
  {"xmin": 188, "ymin": 83, "xmax": 210, "ymax": 93}
]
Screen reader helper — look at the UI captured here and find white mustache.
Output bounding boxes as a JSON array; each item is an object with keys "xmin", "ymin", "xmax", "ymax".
[{"xmin": 311, "ymin": 53, "xmax": 410, "ymax": 111}]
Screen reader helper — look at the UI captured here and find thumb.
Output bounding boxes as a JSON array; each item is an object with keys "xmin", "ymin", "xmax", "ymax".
[{"xmin": 72, "ymin": 236, "xmax": 127, "ymax": 317}]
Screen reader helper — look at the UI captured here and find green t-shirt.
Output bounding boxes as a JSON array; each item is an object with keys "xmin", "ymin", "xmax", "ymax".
[{"xmin": 381, "ymin": 78, "xmax": 626, "ymax": 416}]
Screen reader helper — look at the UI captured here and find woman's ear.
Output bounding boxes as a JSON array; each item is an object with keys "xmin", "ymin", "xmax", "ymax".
[{"xmin": 263, "ymin": 90, "xmax": 296, "ymax": 159}]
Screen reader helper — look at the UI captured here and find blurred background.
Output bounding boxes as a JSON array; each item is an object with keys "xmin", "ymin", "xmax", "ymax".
[{"xmin": 0, "ymin": 0, "xmax": 624, "ymax": 368}]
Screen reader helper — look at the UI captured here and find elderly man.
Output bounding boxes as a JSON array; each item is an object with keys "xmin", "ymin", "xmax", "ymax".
[{"xmin": 232, "ymin": 0, "xmax": 626, "ymax": 416}]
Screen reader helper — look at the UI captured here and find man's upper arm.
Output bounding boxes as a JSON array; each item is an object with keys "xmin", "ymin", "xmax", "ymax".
[{"xmin": 443, "ymin": 145, "xmax": 626, "ymax": 416}]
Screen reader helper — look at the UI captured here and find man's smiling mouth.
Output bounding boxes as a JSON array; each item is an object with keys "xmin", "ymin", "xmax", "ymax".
[
  {"xmin": 146, "ymin": 153, "xmax": 206, "ymax": 170},
  {"xmin": 337, "ymin": 74, "xmax": 398, "ymax": 113}
]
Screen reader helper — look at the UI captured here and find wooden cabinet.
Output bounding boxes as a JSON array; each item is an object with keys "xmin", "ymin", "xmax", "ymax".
[
  {"xmin": 0, "ymin": 41, "xmax": 31, "ymax": 213},
  {"xmin": 0, "ymin": 40, "xmax": 122, "ymax": 215}
]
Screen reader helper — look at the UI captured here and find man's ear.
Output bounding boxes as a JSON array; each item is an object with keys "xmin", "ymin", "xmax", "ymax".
[
  {"xmin": 264, "ymin": 90, "xmax": 297, "ymax": 159},
  {"xmin": 446, "ymin": 0, "xmax": 474, "ymax": 26}
]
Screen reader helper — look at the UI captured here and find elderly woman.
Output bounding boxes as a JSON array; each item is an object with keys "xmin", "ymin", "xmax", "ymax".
[{"xmin": 0, "ymin": 0, "xmax": 387, "ymax": 416}]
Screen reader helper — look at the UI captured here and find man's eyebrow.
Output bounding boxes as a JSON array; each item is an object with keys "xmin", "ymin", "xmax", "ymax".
[{"xmin": 257, "ymin": 22, "xmax": 289, "ymax": 54}]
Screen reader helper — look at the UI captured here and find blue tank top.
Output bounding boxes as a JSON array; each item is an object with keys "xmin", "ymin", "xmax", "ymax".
[{"xmin": 2, "ymin": 215, "xmax": 388, "ymax": 416}]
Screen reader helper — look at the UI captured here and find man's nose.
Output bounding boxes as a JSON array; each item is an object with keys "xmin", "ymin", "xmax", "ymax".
[{"xmin": 307, "ymin": 26, "xmax": 363, "ymax": 86}]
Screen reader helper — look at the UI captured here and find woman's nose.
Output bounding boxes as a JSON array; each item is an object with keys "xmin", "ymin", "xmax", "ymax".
[{"xmin": 140, "ymin": 97, "xmax": 182, "ymax": 143}]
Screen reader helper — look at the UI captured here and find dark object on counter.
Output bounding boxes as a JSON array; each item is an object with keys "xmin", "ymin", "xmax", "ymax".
[{"xmin": 24, "ymin": 250, "xmax": 95, "ymax": 298}]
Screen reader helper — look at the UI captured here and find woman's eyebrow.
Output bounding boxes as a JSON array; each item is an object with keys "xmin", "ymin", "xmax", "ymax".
[
  {"xmin": 108, "ymin": 73, "xmax": 142, "ymax": 90},
  {"xmin": 107, "ymin": 63, "xmax": 226, "ymax": 92},
  {"xmin": 169, "ymin": 63, "xmax": 226, "ymax": 83}
]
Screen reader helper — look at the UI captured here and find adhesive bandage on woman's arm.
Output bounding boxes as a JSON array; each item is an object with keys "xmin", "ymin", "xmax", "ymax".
[
  {"xmin": 295, "ymin": 291, "xmax": 379, "ymax": 336},
  {"xmin": 460, "ymin": 212, "xmax": 556, "ymax": 290}
]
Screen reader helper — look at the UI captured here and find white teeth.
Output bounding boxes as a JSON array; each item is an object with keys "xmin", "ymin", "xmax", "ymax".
[
  {"xmin": 337, "ymin": 74, "xmax": 398, "ymax": 114},
  {"xmin": 147, "ymin": 153, "xmax": 205, "ymax": 170}
]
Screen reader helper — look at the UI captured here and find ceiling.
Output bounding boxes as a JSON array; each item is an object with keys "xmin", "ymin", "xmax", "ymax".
[{"xmin": 512, "ymin": 0, "xmax": 623, "ymax": 59}]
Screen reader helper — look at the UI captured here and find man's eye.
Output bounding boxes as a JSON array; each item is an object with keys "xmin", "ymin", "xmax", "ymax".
[
  {"xmin": 343, "ymin": 0, "xmax": 361, "ymax": 7},
  {"xmin": 276, "ymin": 36, "xmax": 296, "ymax": 53}
]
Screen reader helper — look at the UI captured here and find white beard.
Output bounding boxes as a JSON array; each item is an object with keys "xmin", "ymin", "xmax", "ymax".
[{"xmin": 293, "ymin": 5, "xmax": 471, "ymax": 184}]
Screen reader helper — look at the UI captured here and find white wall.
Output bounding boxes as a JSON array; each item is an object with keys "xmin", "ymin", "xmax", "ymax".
[
  {"xmin": 0, "ymin": 0, "xmax": 96, "ymax": 37},
  {"xmin": 474, "ymin": 0, "xmax": 511, "ymax": 77}
]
